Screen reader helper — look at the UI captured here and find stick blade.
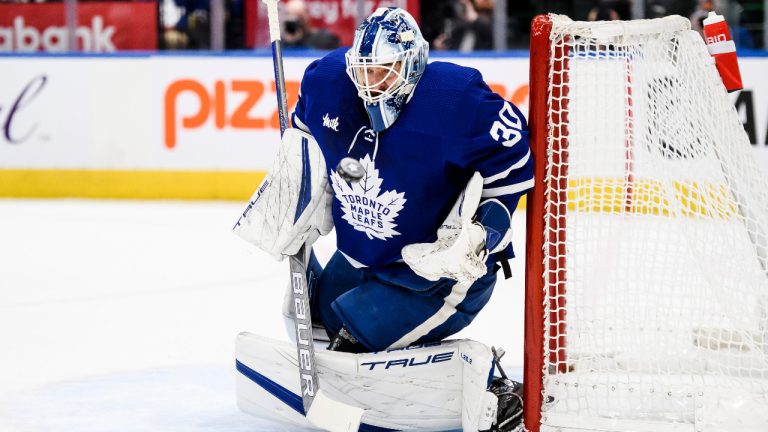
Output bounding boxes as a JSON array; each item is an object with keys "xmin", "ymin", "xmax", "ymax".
[{"xmin": 306, "ymin": 389, "xmax": 365, "ymax": 432}]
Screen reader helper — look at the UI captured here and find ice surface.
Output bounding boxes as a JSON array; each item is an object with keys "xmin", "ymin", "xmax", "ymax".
[{"xmin": 0, "ymin": 199, "xmax": 525, "ymax": 431}]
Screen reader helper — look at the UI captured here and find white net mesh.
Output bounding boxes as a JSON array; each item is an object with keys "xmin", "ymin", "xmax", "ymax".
[{"xmin": 538, "ymin": 14, "xmax": 768, "ymax": 432}]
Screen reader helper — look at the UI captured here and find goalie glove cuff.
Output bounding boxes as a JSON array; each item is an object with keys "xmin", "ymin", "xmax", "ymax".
[{"xmin": 474, "ymin": 199, "xmax": 512, "ymax": 255}]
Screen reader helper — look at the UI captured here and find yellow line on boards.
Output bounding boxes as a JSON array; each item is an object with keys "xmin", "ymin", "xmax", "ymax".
[
  {"xmin": 0, "ymin": 171, "xmax": 734, "ymax": 219},
  {"xmin": 0, "ymin": 169, "xmax": 533, "ymax": 211},
  {"xmin": 567, "ymin": 177, "xmax": 737, "ymax": 218},
  {"xmin": 0, "ymin": 170, "xmax": 267, "ymax": 200}
]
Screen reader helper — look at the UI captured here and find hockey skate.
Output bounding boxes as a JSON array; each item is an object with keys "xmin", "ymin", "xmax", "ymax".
[
  {"xmin": 486, "ymin": 377, "xmax": 524, "ymax": 432},
  {"xmin": 481, "ymin": 347, "xmax": 524, "ymax": 432}
]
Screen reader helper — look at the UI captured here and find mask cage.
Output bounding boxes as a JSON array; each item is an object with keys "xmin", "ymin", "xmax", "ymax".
[{"xmin": 345, "ymin": 49, "xmax": 417, "ymax": 104}]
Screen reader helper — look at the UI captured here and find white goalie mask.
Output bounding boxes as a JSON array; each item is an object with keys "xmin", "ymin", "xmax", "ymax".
[{"xmin": 345, "ymin": 7, "xmax": 429, "ymax": 132}]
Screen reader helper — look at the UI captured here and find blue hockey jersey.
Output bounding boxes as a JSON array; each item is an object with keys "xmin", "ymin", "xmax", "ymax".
[{"xmin": 292, "ymin": 48, "xmax": 533, "ymax": 270}]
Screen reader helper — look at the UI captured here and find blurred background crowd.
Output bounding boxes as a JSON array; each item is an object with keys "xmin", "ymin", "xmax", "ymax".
[{"xmin": 0, "ymin": 0, "xmax": 764, "ymax": 51}]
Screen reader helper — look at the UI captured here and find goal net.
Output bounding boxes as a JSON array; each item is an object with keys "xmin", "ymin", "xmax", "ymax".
[{"xmin": 524, "ymin": 14, "xmax": 768, "ymax": 432}]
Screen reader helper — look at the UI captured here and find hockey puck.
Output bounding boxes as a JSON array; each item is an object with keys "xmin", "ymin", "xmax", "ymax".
[{"xmin": 336, "ymin": 157, "xmax": 365, "ymax": 183}]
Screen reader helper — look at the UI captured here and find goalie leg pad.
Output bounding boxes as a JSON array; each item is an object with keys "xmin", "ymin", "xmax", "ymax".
[
  {"xmin": 233, "ymin": 128, "xmax": 333, "ymax": 260},
  {"xmin": 235, "ymin": 332, "xmax": 499, "ymax": 432},
  {"xmin": 460, "ymin": 340, "xmax": 501, "ymax": 432}
]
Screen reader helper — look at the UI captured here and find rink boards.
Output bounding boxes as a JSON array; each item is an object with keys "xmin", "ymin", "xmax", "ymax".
[{"xmin": 1, "ymin": 52, "xmax": 767, "ymax": 199}]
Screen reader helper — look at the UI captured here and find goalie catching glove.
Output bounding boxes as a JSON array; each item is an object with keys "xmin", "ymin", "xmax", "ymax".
[
  {"xmin": 402, "ymin": 172, "xmax": 512, "ymax": 285},
  {"xmin": 233, "ymin": 128, "xmax": 333, "ymax": 260}
]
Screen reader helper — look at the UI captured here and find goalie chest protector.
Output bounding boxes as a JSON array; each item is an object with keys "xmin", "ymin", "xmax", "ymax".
[{"xmin": 292, "ymin": 48, "xmax": 531, "ymax": 270}]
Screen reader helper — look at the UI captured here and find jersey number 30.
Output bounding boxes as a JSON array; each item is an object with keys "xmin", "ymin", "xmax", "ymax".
[{"xmin": 489, "ymin": 102, "xmax": 523, "ymax": 147}]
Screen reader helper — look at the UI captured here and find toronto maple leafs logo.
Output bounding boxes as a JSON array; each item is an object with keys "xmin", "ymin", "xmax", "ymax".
[{"xmin": 330, "ymin": 154, "xmax": 406, "ymax": 240}]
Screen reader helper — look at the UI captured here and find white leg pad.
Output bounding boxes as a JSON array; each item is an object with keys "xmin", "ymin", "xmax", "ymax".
[
  {"xmin": 235, "ymin": 333, "xmax": 499, "ymax": 431},
  {"xmin": 459, "ymin": 340, "xmax": 498, "ymax": 432}
]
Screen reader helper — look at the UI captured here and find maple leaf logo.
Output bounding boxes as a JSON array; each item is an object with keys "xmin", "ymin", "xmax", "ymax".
[{"xmin": 330, "ymin": 154, "xmax": 407, "ymax": 240}]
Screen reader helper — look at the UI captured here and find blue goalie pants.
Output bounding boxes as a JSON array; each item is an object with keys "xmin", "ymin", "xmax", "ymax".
[{"xmin": 308, "ymin": 250, "xmax": 498, "ymax": 351}]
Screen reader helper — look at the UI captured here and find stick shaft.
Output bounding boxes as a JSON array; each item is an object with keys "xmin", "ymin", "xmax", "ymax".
[
  {"xmin": 264, "ymin": 0, "xmax": 289, "ymax": 135},
  {"xmin": 271, "ymin": 40, "xmax": 290, "ymax": 134},
  {"xmin": 260, "ymin": 4, "xmax": 364, "ymax": 429},
  {"xmin": 261, "ymin": 0, "xmax": 317, "ymax": 415},
  {"xmin": 289, "ymin": 245, "xmax": 320, "ymax": 413}
]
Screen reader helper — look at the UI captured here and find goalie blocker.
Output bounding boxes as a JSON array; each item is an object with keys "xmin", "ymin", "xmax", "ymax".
[{"xmin": 233, "ymin": 128, "xmax": 333, "ymax": 259}]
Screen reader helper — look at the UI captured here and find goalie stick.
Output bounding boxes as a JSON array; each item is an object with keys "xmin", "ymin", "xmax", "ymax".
[{"xmin": 262, "ymin": 1, "xmax": 365, "ymax": 431}]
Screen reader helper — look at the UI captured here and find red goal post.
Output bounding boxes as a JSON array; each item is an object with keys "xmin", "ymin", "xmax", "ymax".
[{"xmin": 524, "ymin": 14, "xmax": 566, "ymax": 432}]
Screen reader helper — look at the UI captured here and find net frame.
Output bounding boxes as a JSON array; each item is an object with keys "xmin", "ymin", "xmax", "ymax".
[{"xmin": 524, "ymin": 14, "xmax": 768, "ymax": 432}]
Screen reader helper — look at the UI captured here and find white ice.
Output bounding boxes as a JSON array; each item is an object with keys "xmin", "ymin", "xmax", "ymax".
[{"xmin": 0, "ymin": 199, "xmax": 525, "ymax": 431}]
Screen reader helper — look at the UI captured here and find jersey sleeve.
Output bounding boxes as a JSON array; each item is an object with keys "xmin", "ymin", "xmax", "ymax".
[
  {"xmin": 290, "ymin": 59, "xmax": 319, "ymax": 134},
  {"xmin": 460, "ymin": 73, "xmax": 534, "ymax": 215},
  {"xmin": 290, "ymin": 48, "xmax": 351, "ymax": 136}
]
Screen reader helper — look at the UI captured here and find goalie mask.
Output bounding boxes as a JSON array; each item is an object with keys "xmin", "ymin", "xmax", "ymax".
[{"xmin": 345, "ymin": 7, "xmax": 429, "ymax": 132}]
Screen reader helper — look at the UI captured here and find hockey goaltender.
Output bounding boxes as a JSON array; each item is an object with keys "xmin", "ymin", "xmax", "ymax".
[{"xmin": 233, "ymin": 5, "xmax": 532, "ymax": 432}]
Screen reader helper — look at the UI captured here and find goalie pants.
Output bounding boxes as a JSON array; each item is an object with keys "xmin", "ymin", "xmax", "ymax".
[{"xmin": 311, "ymin": 250, "xmax": 498, "ymax": 352}]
